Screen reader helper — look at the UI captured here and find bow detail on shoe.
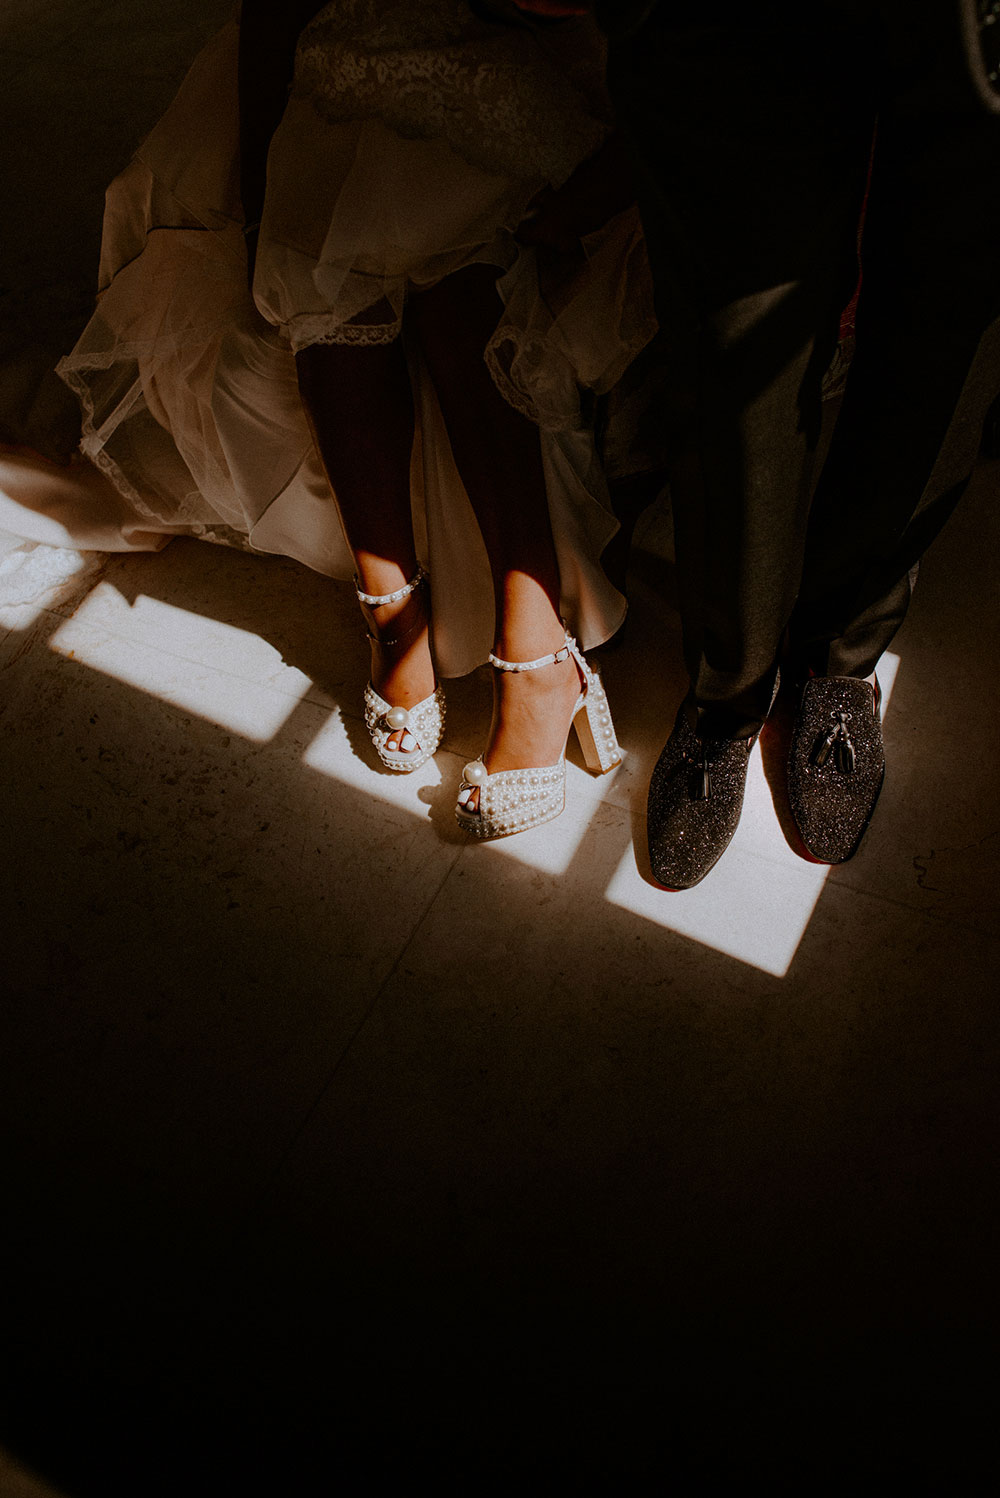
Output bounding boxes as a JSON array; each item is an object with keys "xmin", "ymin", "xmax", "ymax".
[{"xmin": 811, "ymin": 710, "xmax": 856, "ymax": 775}]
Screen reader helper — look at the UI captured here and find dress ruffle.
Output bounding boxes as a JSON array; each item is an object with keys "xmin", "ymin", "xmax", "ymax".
[{"xmin": 1, "ymin": 12, "xmax": 655, "ymax": 673}]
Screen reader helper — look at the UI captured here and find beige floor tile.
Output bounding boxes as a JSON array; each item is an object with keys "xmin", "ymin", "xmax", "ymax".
[
  {"xmin": 51, "ymin": 570, "xmax": 322, "ymax": 713},
  {"xmin": 0, "ymin": 603, "xmax": 43, "ymax": 651},
  {"xmin": 62, "ymin": 543, "xmax": 506, "ymax": 760}
]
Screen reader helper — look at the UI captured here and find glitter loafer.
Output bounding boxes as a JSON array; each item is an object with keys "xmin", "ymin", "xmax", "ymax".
[
  {"xmin": 646, "ymin": 703, "xmax": 757, "ymax": 889},
  {"xmin": 456, "ymin": 630, "xmax": 622, "ymax": 841},
  {"xmin": 787, "ymin": 674, "xmax": 884, "ymax": 862},
  {"xmin": 357, "ymin": 565, "xmax": 445, "ymax": 773}
]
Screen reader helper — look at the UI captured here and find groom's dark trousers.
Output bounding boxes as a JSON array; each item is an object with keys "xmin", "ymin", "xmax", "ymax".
[{"xmin": 600, "ymin": 0, "xmax": 1000, "ymax": 736}]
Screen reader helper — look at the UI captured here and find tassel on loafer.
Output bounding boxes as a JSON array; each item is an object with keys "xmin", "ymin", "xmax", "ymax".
[
  {"xmin": 787, "ymin": 673, "xmax": 884, "ymax": 862},
  {"xmin": 646, "ymin": 703, "xmax": 758, "ymax": 889}
]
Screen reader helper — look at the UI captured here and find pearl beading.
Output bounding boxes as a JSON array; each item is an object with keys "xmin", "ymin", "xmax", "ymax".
[
  {"xmin": 355, "ymin": 564, "xmax": 427, "ymax": 609},
  {"xmin": 364, "ymin": 681, "xmax": 445, "ymax": 771},
  {"xmin": 455, "ymin": 630, "xmax": 622, "ymax": 840},
  {"xmin": 488, "ymin": 643, "xmax": 571, "ymax": 672},
  {"xmin": 573, "ymin": 668, "xmax": 622, "ymax": 775},
  {"xmin": 456, "ymin": 762, "xmax": 566, "ymax": 839}
]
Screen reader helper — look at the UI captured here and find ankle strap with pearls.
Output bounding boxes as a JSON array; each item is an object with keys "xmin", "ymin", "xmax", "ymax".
[
  {"xmin": 488, "ymin": 629, "xmax": 584, "ymax": 674},
  {"xmin": 355, "ymin": 564, "xmax": 427, "ymax": 608}
]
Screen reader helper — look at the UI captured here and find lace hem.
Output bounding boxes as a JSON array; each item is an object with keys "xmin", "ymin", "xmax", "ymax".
[
  {"xmin": 56, "ymin": 362, "xmax": 151, "ymax": 510},
  {"xmin": 190, "ymin": 523, "xmax": 257, "ymax": 552},
  {"xmin": 287, "ymin": 317, "xmax": 402, "ymax": 353},
  {"xmin": 57, "ymin": 362, "xmax": 217, "ymax": 531},
  {"xmin": 485, "ymin": 332, "xmax": 565, "ymax": 430}
]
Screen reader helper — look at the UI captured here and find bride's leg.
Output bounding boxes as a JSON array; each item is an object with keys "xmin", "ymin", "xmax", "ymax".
[
  {"xmin": 407, "ymin": 264, "xmax": 584, "ymax": 787},
  {"xmin": 295, "ymin": 335, "xmax": 436, "ymax": 754}
]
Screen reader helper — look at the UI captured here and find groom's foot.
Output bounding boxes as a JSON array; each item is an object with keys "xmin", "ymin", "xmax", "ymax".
[
  {"xmin": 787, "ymin": 674, "xmax": 884, "ymax": 863},
  {"xmin": 647, "ymin": 705, "xmax": 757, "ymax": 889}
]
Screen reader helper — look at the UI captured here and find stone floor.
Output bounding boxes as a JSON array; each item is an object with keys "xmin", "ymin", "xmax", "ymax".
[{"xmin": 2, "ymin": 4, "xmax": 998, "ymax": 1494}]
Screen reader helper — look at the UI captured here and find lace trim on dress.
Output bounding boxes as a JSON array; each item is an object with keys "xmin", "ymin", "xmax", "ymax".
[
  {"xmin": 189, "ymin": 523, "xmax": 257, "ymax": 552},
  {"xmin": 80, "ymin": 432, "xmax": 164, "ymax": 523},
  {"xmin": 485, "ymin": 332, "xmax": 561, "ymax": 428},
  {"xmin": 287, "ymin": 317, "xmax": 403, "ymax": 353},
  {"xmin": 60, "ymin": 359, "xmax": 225, "ymax": 529},
  {"xmin": 56, "ymin": 362, "xmax": 154, "ymax": 515},
  {"xmin": 292, "ymin": 0, "xmax": 606, "ymax": 187}
]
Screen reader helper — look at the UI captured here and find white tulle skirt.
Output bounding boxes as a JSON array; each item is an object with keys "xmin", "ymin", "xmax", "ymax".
[{"xmin": 2, "ymin": 9, "xmax": 655, "ymax": 674}]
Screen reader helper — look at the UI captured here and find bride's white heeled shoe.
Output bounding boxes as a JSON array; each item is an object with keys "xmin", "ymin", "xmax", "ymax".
[
  {"xmin": 357, "ymin": 565, "xmax": 445, "ymax": 772},
  {"xmin": 455, "ymin": 628, "xmax": 621, "ymax": 840}
]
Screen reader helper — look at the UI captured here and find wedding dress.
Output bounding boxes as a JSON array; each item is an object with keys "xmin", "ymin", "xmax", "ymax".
[{"xmin": 0, "ymin": 3, "xmax": 655, "ymax": 674}]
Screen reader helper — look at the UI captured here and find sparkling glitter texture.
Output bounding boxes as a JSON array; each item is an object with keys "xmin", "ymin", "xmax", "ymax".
[
  {"xmin": 646, "ymin": 706, "xmax": 754, "ymax": 889},
  {"xmin": 787, "ymin": 675, "xmax": 884, "ymax": 862}
]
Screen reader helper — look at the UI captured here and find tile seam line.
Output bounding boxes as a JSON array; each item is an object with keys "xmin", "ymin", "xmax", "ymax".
[
  {"xmin": 258, "ymin": 840, "xmax": 466, "ymax": 1194},
  {"xmin": 40, "ymin": 605, "xmax": 633, "ymax": 812},
  {"xmin": 709, "ymin": 844, "xmax": 999, "ymax": 938},
  {"xmin": 40, "ymin": 599, "xmax": 366, "ymax": 712},
  {"xmin": 818, "ymin": 875, "xmax": 1000, "ymax": 937}
]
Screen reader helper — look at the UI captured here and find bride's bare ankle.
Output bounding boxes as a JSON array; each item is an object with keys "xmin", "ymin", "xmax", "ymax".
[
  {"xmin": 492, "ymin": 616, "xmax": 566, "ymax": 665},
  {"xmin": 355, "ymin": 574, "xmax": 437, "ymax": 753},
  {"xmin": 485, "ymin": 654, "xmax": 581, "ymax": 770},
  {"xmin": 362, "ymin": 588, "xmax": 425, "ymax": 647}
]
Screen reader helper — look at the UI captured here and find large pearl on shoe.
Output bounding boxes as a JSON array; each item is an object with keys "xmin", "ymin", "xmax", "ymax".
[
  {"xmin": 463, "ymin": 759, "xmax": 487, "ymax": 786},
  {"xmin": 385, "ymin": 706, "xmax": 410, "ymax": 731}
]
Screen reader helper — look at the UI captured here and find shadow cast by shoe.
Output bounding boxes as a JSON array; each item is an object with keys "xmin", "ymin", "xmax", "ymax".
[
  {"xmin": 630, "ymin": 785, "xmax": 662, "ymax": 890},
  {"xmin": 415, "ymin": 758, "xmax": 472, "ymax": 843},
  {"xmin": 339, "ymin": 699, "xmax": 394, "ymax": 772}
]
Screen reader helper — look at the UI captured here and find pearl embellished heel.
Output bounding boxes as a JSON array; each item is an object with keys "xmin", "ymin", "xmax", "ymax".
[
  {"xmin": 456, "ymin": 629, "xmax": 622, "ymax": 840},
  {"xmin": 356, "ymin": 565, "xmax": 445, "ymax": 772}
]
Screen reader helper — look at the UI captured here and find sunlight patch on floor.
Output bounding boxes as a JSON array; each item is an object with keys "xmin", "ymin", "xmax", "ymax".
[
  {"xmin": 606, "ymin": 845, "xmax": 830, "ymax": 976},
  {"xmin": 306, "ymin": 710, "xmax": 627, "ymax": 872},
  {"xmin": 0, "ymin": 536, "xmax": 103, "ymax": 624},
  {"xmin": 46, "ymin": 580, "xmax": 903, "ymax": 971},
  {"xmin": 49, "ymin": 591, "xmax": 313, "ymax": 741}
]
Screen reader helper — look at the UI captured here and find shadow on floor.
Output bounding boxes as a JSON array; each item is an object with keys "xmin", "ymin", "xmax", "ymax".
[{"xmin": 2, "ymin": 491, "xmax": 998, "ymax": 1490}]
